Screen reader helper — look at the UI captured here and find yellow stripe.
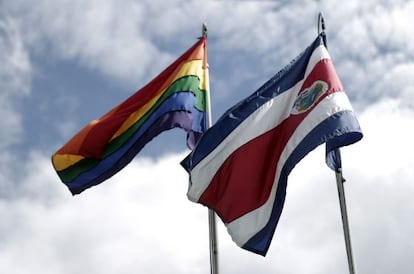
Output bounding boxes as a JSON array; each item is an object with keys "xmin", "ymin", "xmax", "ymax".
[
  {"xmin": 52, "ymin": 60, "xmax": 206, "ymax": 172},
  {"xmin": 111, "ymin": 59, "xmax": 206, "ymax": 140},
  {"xmin": 52, "ymin": 154, "xmax": 85, "ymax": 171}
]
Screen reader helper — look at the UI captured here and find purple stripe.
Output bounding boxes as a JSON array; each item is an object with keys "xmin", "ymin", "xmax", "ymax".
[{"xmin": 66, "ymin": 92, "xmax": 206, "ymax": 194}]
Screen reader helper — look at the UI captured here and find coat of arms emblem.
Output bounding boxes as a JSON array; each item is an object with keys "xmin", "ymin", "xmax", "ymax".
[{"xmin": 292, "ymin": 80, "xmax": 328, "ymax": 114}]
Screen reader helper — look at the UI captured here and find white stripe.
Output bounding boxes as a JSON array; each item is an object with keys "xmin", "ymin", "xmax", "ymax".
[
  {"xmin": 306, "ymin": 45, "xmax": 330, "ymax": 77},
  {"xmin": 187, "ymin": 45, "xmax": 330, "ymax": 202},
  {"xmin": 188, "ymin": 83, "xmax": 300, "ymax": 201},
  {"xmin": 226, "ymin": 91, "xmax": 354, "ymax": 246}
]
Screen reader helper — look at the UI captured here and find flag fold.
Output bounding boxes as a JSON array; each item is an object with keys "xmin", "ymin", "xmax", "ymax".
[
  {"xmin": 182, "ymin": 34, "xmax": 362, "ymax": 256},
  {"xmin": 52, "ymin": 37, "xmax": 208, "ymax": 195}
]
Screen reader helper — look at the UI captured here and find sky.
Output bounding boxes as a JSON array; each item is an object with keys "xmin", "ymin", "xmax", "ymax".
[{"xmin": 1, "ymin": 0, "xmax": 413, "ymax": 273}]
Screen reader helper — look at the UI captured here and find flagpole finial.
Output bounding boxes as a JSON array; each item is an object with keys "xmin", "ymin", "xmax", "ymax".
[
  {"xmin": 318, "ymin": 12, "xmax": 326, "ymax": 35},
  {"xmin": 202, "ymin": 23, "xmax": 208, "ymax": 38}
]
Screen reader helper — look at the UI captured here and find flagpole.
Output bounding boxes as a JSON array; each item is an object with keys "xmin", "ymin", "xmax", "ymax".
[
  {"xmin": 318, "ymin": 12, "xmax": 357, "ymax": 274},
  {"xmin": 335, "ymin": 168, "xmax": 357, "ymax": 274},
  {"xmin": 202, "ymin": 23, "xmax": 219, "ymax": 274}
]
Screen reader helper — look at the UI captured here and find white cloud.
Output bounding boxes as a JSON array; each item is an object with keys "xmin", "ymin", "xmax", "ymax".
[
  {"xmin": 4, "ymin": 0, "xmax": 414, "ymax": 106},
  {"xmin": 339, "ymin": 99, "xmax": 414, "ymax": 273},
  {"xmin": 0, "ymin": 0, "xmax": 413, "ymax": 273},
  {"xmin": 0, "ymin": 18, "xmax": 31, "ymax": 148},
  {"xmin": 4, "ymin": 0, "xmax": 174, "ymax": 84},
  {"xmin": 3, "ymin": 0, "xmax": 316, "ymax": 99},
  {"xmin": 0, "ymin": 152, "xmax": 210, "ymax": 274},
  {"xmin": 0, "ymin": 18, "xmax": 31, "ymax": 96},
  {"xmin": 324, "ymin": 0, "xmax": 414, "ymax": 107},
  {"xmin": 281, "ymin": 98, "xmax": 414, "ymax": 273},
  {"xmin": 1, "ymin": 95, "xmax": 413, "ymax": 273}
]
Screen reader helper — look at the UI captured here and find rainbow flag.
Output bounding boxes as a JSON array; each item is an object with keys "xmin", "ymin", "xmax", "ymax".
[{"xmin": 52, "ymin": 37, "xmax": 208, "ymax": 195}]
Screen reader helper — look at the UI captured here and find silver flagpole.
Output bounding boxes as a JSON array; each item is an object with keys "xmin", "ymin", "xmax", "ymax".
[
  {"xmin": 317, "ymin": 12, "xmax": 325, "ymax": 36},
  {"xmin": 202, "ymin": 23, "xmax": 219, "ymax": 274},
  {"xmin": 335, "ymin": 168, "xmax": 357, "ymax": 274},
  {"xmin": 318, "ymin": 12, "xmax": 357, "ymax": 274}
]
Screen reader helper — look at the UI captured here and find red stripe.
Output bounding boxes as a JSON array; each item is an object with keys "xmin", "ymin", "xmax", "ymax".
[
  {"xmin": 79, "ymin": 38, "xmax": 206, "ymax": 159},
  {"xmin": 198, "ymin": 59, "xmax": 342, "ymax": 223}
]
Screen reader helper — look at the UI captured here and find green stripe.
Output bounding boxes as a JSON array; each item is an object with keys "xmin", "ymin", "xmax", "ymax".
[
  {"xmin": 58, "ymin": 75, "xmax": 206, "ymax": 182},
  {"xmin": 105, "ymin": 75, "xmax": 205, "ymax": 158},
  {"xmin": 58, "ymin": 157, "xmax": 98, "ymax": 183}
]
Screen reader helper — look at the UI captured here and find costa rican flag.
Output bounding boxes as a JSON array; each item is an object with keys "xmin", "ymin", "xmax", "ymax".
[{"xmin": 181, "ymin": 34, "xmax": 363, "ymax": 256}]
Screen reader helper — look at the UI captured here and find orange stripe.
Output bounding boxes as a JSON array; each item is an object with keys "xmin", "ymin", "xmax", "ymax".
[{"xmin": 52, "ymin": 39, "xmax": 206, "ymax": 171}]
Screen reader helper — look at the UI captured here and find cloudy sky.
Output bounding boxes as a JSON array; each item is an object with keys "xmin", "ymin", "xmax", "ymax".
[{"xmin": 1, "ymin": 0, "xmax": 413, "ymax": 273}]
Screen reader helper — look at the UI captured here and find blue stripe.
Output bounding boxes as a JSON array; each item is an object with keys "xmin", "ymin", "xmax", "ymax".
[
  {"xmin": 242, "ymin": 110, "xmax": 362, "ymax": 255},
  {"xmin": 325, "ymin": 111, "xmax": 363, "ymax": 170},
  {"xmin": 67, "ymin": 91, "xmax": 206, "ymax": 194},
  {"xmin": 184, "ymin": 35, "xmax": 325, "ymax": 170}
]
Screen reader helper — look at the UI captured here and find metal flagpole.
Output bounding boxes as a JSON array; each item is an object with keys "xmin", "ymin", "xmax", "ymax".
[
  {"xmin": 201, "ymin": 23, "xmax": 219, "ymax": 274},
  {"xmin": 317, "ymin": 12, "xmax": 357, "ymax": 274},
  {"xmin": 317, "ymin": 12, "xmax": 325, "ymax": 36},
  {"xmin": 335, "ymin": 168, "xmax": 357, "ymax": 274}
]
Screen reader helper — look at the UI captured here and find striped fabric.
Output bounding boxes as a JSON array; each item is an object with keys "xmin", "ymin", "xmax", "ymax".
[
  {"xmin": 182, "ymin": 34, "xmax": 362, "ymax": 256},
  {"xmin": 52, "ymin": 37, "xmax": 208, "ymax": 195}
]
